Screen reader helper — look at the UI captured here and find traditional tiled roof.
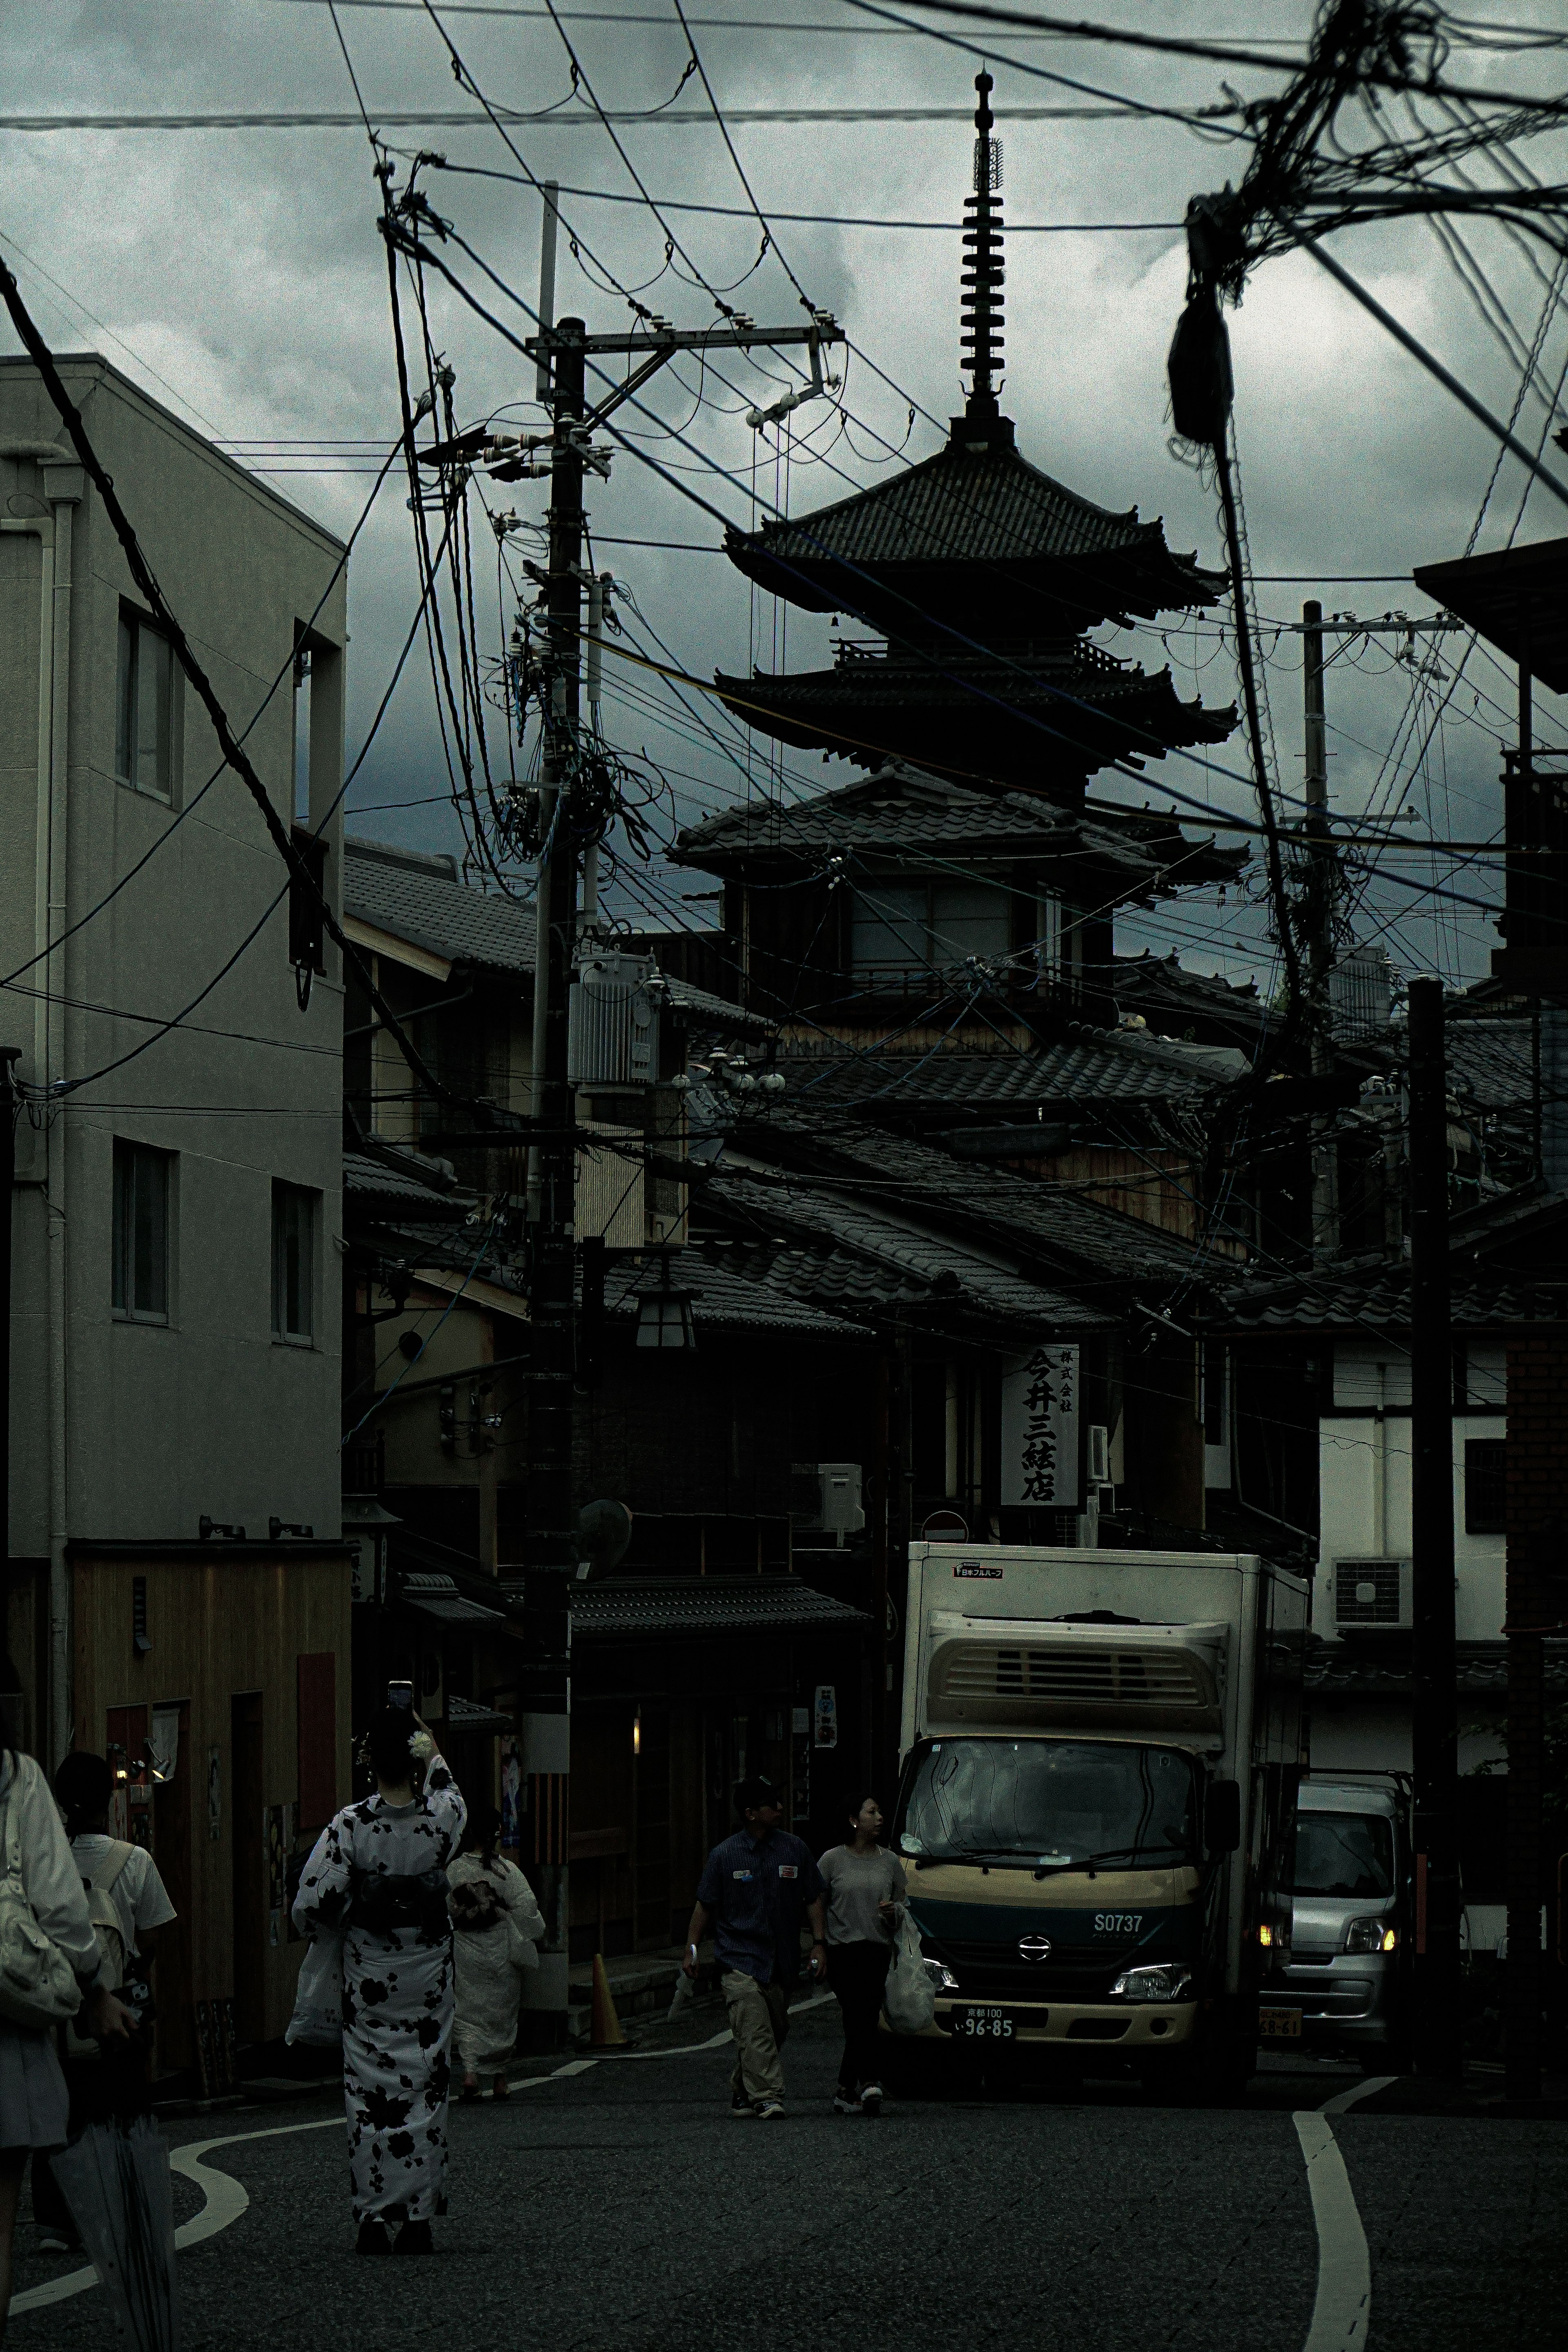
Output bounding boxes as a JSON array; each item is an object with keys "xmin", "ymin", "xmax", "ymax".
[
  {"xmin": 345, "ymin": 838, "xmax": 538, "ymax": 972},
  {"xmin": 343, "ymin": 837, "xmax": 765, "ymax": 1035},
  {"xmin": 1305, "ymin": 1639, "xmax": 1568, "ymax": 1696},
  {"xmin": 724, "ymin": 432, "xmax": 1226, "ymax": 626},
  {"xmin": 712, "ymin": 653, "xmax": 1235, "ymax": 786},
  {"xmin": 673, "ymin": 761, "xmax": 1242, "ymax": 888},
  {"xmin": 1216, "ymin": 1259, "xmax": 1558, "ymax": 1333},
  {"xmin": 599, "ymin": 1248, "xmax": 871, "ymax": 1341},
  {"xmin": 343, "ymin": 1149, "xmax": 465, "ymax": 1214},
  {"xmin": 732, "ymin": 1113, "xmax": 1214, "ymax": 1292},
  {"xmin": 569, "ymin": 1575, "xmax": 870, "ymax": 1639},
  {"xmin": 1114, "ymin": 949, "xmax": 1264, "ymax": 1047},
  {"xmin": 701, "ymin": 1174, "xmax": 1115, "ymax": 1335},
  {"xmin": 771, "ymin": 1033, "xmax": 1213, "ymax": 1116}
]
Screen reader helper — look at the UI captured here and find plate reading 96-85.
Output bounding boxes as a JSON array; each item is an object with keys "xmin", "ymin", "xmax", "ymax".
[{"xmin": 949, "ymin": 2006, "xmax": 1022, "ymax": 2039}]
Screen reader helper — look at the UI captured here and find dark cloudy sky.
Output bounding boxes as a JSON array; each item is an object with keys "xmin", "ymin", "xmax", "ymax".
[{"xmin": 4, "ymin": 1, "xmax": 1565, "ymax": 998}]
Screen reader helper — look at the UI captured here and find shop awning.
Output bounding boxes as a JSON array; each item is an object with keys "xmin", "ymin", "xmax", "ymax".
[
  {"xmin": 444, "ymin": 1693, "xmax": 515, "ymax": 1731},
  {"xmin": 570, "ymin": 1576, "xmax": 870, "ymax": 1640},
  {"xmin": 399, "ymin": 1572, "xmax": 506, "ymax": 1624}
]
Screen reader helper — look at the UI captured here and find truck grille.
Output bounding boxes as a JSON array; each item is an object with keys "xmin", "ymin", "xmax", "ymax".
[
  {"xmin": 929, "ymin": 1937, "xmax": 1131, "ymax": 2003},
  {"xmin": 937, "ymin": 1645, "xmax": 1210, "ymax": 1707}
]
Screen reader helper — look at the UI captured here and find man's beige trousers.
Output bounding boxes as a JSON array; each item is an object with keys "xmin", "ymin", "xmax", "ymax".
[{"xmin": 723, "ymin": 1970, "xmax": 792, "ymax": 2102}]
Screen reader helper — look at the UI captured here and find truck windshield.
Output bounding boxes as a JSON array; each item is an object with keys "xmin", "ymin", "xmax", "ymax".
[
  {"xmin": 1291, "ymin": 1813, "xmax": 1394, "ymax": 1898},
  {"xmin": 895, "ymin": 1738, "xmax": 1197, "ymax": 1869}
]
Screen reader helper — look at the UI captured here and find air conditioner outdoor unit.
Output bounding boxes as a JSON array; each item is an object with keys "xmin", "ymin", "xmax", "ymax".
[
  {"xmin": 1331, "ymin": 1558, "xmax": 1413, "ymax": 1633},
  {"xmin": 787, "ymin": 1462, "xmax": 865, "ymax": 1544},
  {"xmin": 568, "ymin": 951, "xmax": 662, "ymax": 1087}
]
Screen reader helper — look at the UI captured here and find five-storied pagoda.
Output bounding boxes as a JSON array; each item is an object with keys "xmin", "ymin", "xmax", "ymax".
[{"xmin": 715, "ymin": 72, "xmax": 1236, "ymax": 800}]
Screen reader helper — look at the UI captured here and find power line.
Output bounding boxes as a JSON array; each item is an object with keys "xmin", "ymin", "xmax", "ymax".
[{"xmin": 0, "ymin": 101, "xmax": 1230, "ymax": 132}]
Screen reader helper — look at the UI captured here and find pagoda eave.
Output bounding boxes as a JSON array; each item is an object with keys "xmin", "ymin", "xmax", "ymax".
[
  {"xmin": 713, "ymin": 663, "xmax": 1236, "ymax": 788},
  {"xmin": 724, "ymin": 535, "xmax": 1228, "ymax": 633}
]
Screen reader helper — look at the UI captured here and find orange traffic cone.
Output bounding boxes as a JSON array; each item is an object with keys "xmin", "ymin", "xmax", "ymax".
[{"xmin": 591, "ymin": 1952, "xmax": 624, "ymax": 2047}]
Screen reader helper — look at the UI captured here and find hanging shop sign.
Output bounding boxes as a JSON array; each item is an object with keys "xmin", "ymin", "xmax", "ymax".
[{"xmin": 1000, "ymin": 1344, "xmax": 1080, "ymax": 1509}]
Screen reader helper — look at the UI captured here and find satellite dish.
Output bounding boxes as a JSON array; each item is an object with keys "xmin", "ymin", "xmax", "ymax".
[{"xmin": 575, "ymin": 1499, "xmax": 633, "ymax": 1580}]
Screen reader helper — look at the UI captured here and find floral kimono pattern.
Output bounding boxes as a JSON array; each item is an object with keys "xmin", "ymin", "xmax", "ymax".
[{"xmin": 292, "ymin": 1755, "xmax": 466, "ymax": 2226}]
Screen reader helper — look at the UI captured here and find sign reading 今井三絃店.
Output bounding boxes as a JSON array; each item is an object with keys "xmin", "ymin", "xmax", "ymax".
[{"xmin": 1000, "ymin": 1344, "xmax": 1080, "ymax": 1509}]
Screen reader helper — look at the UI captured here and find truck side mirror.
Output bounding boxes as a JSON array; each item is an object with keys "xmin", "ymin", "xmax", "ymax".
[{"xmin": 1205, "ymin": 1780, "xmax": 1241, "ymax": 1855}]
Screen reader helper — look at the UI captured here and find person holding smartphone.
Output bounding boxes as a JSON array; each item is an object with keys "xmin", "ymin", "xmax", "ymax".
[
  {"xmin": 817, "ymin": 1793, "xmax": 907, "ymax": 2116},
  {"xmin": 292, "ymin": 1695, "xmax": 464, "ymax": 2256}
]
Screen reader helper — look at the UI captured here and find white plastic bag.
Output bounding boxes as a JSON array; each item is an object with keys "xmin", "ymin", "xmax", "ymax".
[
  {"xmin": 284, "ymin": 1934, "xmax": 344, "ymax": 2047},
  {"xmin": 882, "ymin": 1912, "xmax": 936, "ymax": 2036}
]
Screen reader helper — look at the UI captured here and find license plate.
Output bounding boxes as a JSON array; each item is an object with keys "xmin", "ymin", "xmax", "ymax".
[
  {"xmin": 1259, "ymin": 2006, "xmax": 1303, "ymax": 2040},
  {"xmin": 950, "ymin": 2006, "xmax": 1020, "ymax": 2039}
]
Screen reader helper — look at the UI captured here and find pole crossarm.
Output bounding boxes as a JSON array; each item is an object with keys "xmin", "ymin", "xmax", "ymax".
[{"xmin": 523, "ymin": 322, "xmax": 843, "ymax": 359}]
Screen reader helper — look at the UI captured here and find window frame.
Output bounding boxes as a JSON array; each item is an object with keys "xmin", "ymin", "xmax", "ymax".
[
  {"xmin": 848, "ymin": 875, "xmax": 1012, "ymax": 985},
  {"xmin": 115, "ymin": 604, "xmax": 176, "ymax": 802},
  {"xmin": 111, "ymin": 1140, "xmax": 173, "ymax": 1325},
  {"xmin": 271, "ymin": 1180, "xmax": 318, "ymax": 1346},
  {"xmin": 1463, "ymin": 1436, "xmax": 1508, "ymax": 1536}
]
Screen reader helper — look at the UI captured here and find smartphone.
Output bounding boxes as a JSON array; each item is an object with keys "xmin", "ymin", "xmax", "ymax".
[{"xmin": 388, "ymin": 1679, "xmax": 414, "ymax": 1711}]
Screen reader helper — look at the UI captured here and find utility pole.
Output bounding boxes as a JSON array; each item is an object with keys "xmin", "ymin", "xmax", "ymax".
[
  {"xmin": 495, "ymin": 197, "xmax": 844, "ymax": 2039},
  {"xmin": 0, "ymin": 1050, "xmax": 18, "ymax": 1679},
  {"xmin": 1407, "ymin": 974, "xmax": 1462, "ymax": 2077},
  {"xmin": 1303, "ymin": 599, "xmax": 1339, "ymax": 1261}
]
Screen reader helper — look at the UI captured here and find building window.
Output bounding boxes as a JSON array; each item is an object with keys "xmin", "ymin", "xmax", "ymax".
[
  {"xmin": 849, "ymin": 880, "xmax": 1011, "ymax": 984},
  {"xmin": 271, "ymin": 1183, "xmax": 316, "ymax": 1343},
  {"xmin": 1464, "ymin": 1437, "xmax": 1507, "ymax": 1535},
  {"xmin": 112, "ymin": 1141, "xmax": 171, "ymax": 1322},
  {"xmin": 116, "ymin": 608, "xmax": 174, "ymax": 799}
]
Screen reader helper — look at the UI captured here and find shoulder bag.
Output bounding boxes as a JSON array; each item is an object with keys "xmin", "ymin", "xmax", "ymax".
[
  {"xmin": 882, "ymin": 1909, "xmax": 937, "ymax": 2036},
  {"xmin": 0, "ymin": 1782, "xmax": 85, "ymax": 2030}
]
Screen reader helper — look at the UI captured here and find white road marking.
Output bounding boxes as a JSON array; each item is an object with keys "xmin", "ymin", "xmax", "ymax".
[
  {"xmin": 1318, "ymin": 2074, "xmax": 1396, "ymax": 2118},
  {"xmin": 1293, "ymin": 2111, "xmax": 1372, "ymax": 2352},
  {"xmin": 10, "ymin": 2054, "xmax": 597, "ymax": 2318}
]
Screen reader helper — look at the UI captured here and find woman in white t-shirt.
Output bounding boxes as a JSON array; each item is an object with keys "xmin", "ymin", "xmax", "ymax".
[
  {"xmin": 30, "ymin": 1751, "xmax": 177, "ymax": 2258},
  {"xmin": 817, "ymin": 1794, "xmax": 907, "ymax": 2117}
]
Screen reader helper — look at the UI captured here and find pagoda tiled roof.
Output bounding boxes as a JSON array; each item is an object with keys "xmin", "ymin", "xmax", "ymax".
[
  {"xmin": 672, "ymin": 761, "xmax": 1244, "ymax": 889},
  {"xmin": 726, "ymin": 425, "xmax": 1226, "ymax": 628},
  {"xmin": 713, "ymin": 645, "xmax": 1235, "ymax": 787}
]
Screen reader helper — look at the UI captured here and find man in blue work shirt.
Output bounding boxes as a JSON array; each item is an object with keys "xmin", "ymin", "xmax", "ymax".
[{"xmin": 682, "ymin": 1775, "xmax": 827, "ymax": 2119}]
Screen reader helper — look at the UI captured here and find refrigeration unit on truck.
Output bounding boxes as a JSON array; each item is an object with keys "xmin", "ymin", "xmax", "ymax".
[{"xmin": 891, "ymin": 1544, "xmax": 1308, "ymax": 2095}]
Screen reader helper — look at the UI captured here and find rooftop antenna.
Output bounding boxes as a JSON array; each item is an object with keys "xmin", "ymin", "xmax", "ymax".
[{"xmin": 960, "ymin": 70, "xmax": 1004, "ymax": 431}]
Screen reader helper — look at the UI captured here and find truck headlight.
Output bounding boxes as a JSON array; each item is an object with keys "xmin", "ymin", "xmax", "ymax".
[
  {"xmin": 1345, "ymin": 1918, "xmax": 1395, "ymax": 1955},
  {"xmin": 1109, "ymin": 1963, "xmax": 1193, "ymax": 2002},
  {"xmin": 922, "ymin": 1959, "xmax": 959, "ymax": 1992}
]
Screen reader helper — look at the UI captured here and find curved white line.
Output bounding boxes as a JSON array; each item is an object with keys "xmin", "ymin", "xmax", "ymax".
[
  {"xmin": 1293, "ymin": 2111, "xmax": 1372, "ymax": 2351},
  {"xmin": 11, "ymin": 2004, "xmax": 827, "ymax": 2317},
  {"xmin": 1319, "ymin": 2074, "xmax": 1396, "ymax": 2118}
]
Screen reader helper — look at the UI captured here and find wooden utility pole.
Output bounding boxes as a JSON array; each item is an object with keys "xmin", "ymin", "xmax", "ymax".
[
  {"xmin": 501, "ymin": 228, "xmax": 843, "ymax": 2037},
  {"xmin": 0, "ymin": 1050, "xmax": 17, "ymax": 1663},
  {"xmin": 1407, "ymin": 975, "xmax": 1462, "ymax": 2076},
  {"xmin": 1303, "ymin": 600, "xmax": 1339, "ymax": 1260}
]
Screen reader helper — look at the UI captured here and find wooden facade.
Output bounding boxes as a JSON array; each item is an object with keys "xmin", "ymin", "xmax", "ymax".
[{"xmin": 67, "ymin": 1539, "xmax": 352, "ymax": 2065}]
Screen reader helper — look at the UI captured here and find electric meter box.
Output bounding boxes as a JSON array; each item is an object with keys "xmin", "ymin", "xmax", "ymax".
[{"xmin": 568, "ymin": 951, "xmax": 662, "ymax": 1087}]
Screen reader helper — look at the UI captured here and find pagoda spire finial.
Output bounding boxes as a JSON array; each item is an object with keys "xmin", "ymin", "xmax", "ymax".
[{"xmin": 960, "ymin": 70, "xmax": 1006, "ymax": 433}]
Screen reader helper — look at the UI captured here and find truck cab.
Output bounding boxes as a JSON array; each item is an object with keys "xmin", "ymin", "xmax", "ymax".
[{"xmin": 1262, "ymin": 1773, "xmax": 1409, "ymax": 2057}]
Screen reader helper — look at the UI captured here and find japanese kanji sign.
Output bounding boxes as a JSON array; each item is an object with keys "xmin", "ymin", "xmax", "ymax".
[{"xmin": 1000, "ymin": 1344, "xmax": 1080, "ymax": 1508}]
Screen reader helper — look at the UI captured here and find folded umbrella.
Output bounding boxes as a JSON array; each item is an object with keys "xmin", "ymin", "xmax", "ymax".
[{"xmin": 52, "ymin": 2114, "xmax": 181, "ymax": 2352}]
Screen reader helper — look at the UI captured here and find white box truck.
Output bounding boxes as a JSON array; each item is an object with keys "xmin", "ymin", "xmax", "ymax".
[{"xmin": 891, "ymin": 1544, "xmax": 1308, "ymax": 2096}]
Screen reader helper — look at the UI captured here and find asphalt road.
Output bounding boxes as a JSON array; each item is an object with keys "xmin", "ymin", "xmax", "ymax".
[{"xmin": 11, "ymin": 2003, "xmax": 1566, "ymax": 2352}]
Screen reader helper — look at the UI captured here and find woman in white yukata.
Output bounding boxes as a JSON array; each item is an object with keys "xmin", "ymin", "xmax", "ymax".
[
  {"xmin": 292, "ymin": 1705, "xmax": 466, "ymax": 2256},
  {"xmin": 449, "ymin": 1804, "xmax": 545, "ymax": 2100}
]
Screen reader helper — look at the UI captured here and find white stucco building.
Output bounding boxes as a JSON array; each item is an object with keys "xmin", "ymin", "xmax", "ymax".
[{"xmin": 2, "ymin": 354, "xmax": 351, "ymax": 1846}]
